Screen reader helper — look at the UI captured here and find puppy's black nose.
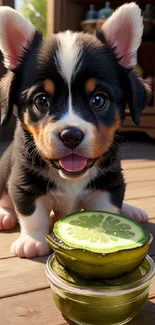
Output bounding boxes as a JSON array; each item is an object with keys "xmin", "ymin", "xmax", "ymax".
[{"xmin": 60, "ymin": 128, "xmax": 84, "ymax": 148}]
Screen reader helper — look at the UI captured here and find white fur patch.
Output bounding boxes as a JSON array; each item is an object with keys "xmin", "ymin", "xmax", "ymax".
[
  {"xmin": 121, "ymin": 203, "xmax": 148, "ymax": 223},
  {"xmin": 56, "ymin": 31, "xmax": 82, "ymax": 86},
  {"xmin": 47, "ymin": 157, "xmax": 98, "ymax": 203},
  {"xmin": 11, "ymin": 199, "xmax": 50, "ymax": 257},
  {"xmin": 58, "ymin": 110, "xmax": 92, "ymax": 131},
  {"xmin": 15, "ymin": 199, "xmax": 50, "ymax": 232},
  {"xmin": 82, "ymin": 190, "xmax": 120, "ymax": 213},
  {"xmin": 68, "ymin": 88, "xmax": 73, "ymax": 115},
  {"xmin": 102, "ymin": 3, "xmax": 143, "ymax": 68},
  {"xmin": 0, "ymin": 6, "xmax": 36, "ymax": 69}
]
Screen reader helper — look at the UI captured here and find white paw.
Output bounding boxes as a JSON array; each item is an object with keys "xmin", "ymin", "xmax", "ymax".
[
  {"xmin": 121, "ymin": 203, "xmax": 148, "ymax": 223},
  {"xmin": 11, "ymin": 233, "xmax": 51, "ymax": 258},
  {"xmin": 0, "ymin": 207, "xmax": 17, "ymax": 230}
]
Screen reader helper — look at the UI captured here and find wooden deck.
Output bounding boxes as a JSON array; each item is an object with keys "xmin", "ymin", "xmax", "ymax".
[{"xmin": 0, "ymin": 136, "xmax": 155, "ymax": 325}]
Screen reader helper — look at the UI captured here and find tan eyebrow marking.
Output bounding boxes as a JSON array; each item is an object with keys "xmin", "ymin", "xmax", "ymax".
[
  {"xmin": 44, "ymin": 79, "xmax": 55, "ymax": 95},
  {"xmin": 85, "ymin": 78, "xmax": 97, "ymax": 93}
]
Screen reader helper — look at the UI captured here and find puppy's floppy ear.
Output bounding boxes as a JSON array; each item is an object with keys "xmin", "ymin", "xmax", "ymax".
[
  {"xmin": 0, "ymin": 6, "xmax": 37, "ymax": 126},
  {"xmin": 126, "ymin": 71, "xmax": 152, "ymax": 125},
  {"xmin": 97, "ymin": 2, "xmax": 152, "ymax": 125}
]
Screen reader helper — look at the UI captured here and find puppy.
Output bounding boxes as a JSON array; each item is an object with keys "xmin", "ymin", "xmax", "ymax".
[{"xmin": 0, "ymin": 3, "xmax": 151, "ymax": 258}]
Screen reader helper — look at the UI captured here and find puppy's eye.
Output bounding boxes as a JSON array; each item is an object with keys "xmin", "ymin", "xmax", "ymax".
[
  {"xmin": 90, "ymin": 93, "xmax": 107, "ymax": 111},
  {"xmin": 33, "ymin": 93, "xmax": 50, "ymax": 112}
]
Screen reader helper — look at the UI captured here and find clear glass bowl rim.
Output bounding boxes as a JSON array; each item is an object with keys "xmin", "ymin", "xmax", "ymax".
[{"xmin": 45, "ymin": 253, "xmax": 155, "ymax": 297}]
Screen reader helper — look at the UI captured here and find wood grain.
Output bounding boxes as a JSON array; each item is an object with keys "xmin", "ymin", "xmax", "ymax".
[
  {"xmin": 0, "ymin": 288, "xmax": 154, "ymax": 325},
  {"xmin": 122, "ymin": 160, "xmax": 155, "ymax": 170},
  {"xmin": 124, "ymin": 167, "xmax": 155, "ymax": 183},
  {"xmin": 0, "ymin": 247, "xmax": 155, "ymax": 299},
  {"xmin": 0, "ymin": 225, "xmax": 19, "ymax": 259},
  {"xmin": 125, "ymin": 181, "xmax": 155, "ymax": 200},
  {"xmin": 0, "ymin": 289, "xmax": 67, "ymax": 325},
  {"xmin": 0, "ymin": 257, "xmax": 49, "ymax": 298}
]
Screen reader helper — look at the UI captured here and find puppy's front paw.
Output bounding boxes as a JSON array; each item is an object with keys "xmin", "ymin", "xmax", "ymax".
[
  {"xmin": 0, "ymin": 207, "xmax": 17, "ymax": 230},
  {"xmin": 11, "ymin": 232, "xmax": 51, "ymax": 258},
  {"xmin": 121, "ymin": 203, "xmax": 148, "ymax": 223}
]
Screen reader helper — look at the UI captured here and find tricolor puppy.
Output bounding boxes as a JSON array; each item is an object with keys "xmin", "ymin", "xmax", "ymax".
[{"xmin": 0, "ymin": 4, "xmax": 151, "ymax": 258}]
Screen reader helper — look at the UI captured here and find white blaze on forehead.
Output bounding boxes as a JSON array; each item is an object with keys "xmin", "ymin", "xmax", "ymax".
[{"xmin": 56, "ymin": 30, "xmax": 82, "ymax": 85}]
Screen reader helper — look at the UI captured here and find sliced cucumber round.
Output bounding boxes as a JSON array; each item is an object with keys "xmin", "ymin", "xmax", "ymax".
[{"xmin": 53, "ymin": 211, "xmax": 148, "ymax": 254}]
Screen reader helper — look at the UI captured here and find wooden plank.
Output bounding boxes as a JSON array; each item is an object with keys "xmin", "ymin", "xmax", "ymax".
[
  {"xmin": 0, "ymin": 256, "xmax": 49, "ymax": 298},
  {"xmin": 0, "ymin": 225, "xmax": 19, "ymax": 259},
  {"xmin": 122, "ymin": 160, "xmax": 155, "ymax": 170},
  {"xmin": 124, "ymin": 197, "xmax": 155, "ymax": 219},
  {"xmin": 125, "ymin": 181, "xmax": 155, "ymax": 200},
  {"xmin": 124, "ymin": 167, "xmax": 155, "ymax": 183},
  {"xmin": 0, "ymin": 289, "xmax": 67, "ymax": 325},
  {"xmin": 0, "ymin": 288, "xmax": 154, "ymax": 325},
  {"xmin": 0, "ymin": 252, "xmax": 155, "ymax": 300}
]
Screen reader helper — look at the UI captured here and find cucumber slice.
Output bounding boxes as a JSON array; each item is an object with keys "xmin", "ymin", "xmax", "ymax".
[
  {"xmin": 46, "ymin": 233, "xmax": 150, "ymax": 279},
  {"xmin": 54, "ymin": 211, "xmax": 148, "ymax": 254}
]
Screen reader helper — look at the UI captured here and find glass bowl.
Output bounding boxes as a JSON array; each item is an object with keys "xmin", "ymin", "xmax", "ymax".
[{"xmin": 45, "ymin": 254, "xmax": 155, "ymax": 325}]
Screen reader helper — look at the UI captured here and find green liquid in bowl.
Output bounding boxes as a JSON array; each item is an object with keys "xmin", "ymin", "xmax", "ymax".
[{"xmin": 45, "ymin": 254, "xmax": 155, "ymax": 325}]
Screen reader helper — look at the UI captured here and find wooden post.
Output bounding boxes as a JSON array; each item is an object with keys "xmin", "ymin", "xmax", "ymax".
[{"xmin": 47, "ymin": 0, "xmax": 55, "ymax": 36}]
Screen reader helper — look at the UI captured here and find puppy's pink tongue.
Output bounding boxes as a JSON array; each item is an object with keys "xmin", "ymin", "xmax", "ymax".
[{"xmin": 59, "ymin": 154, "xmax": 88, "ymax": 172}]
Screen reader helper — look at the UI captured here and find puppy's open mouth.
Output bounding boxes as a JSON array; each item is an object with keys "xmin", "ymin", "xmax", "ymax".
[{"xmin": 50, "ymin": 154, "xmax": 95, "ymax": 175}]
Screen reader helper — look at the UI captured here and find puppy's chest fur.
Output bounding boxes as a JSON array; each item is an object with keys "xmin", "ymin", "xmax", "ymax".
[{"xmin": 41, "ymin": 166, "xmax": 98, "ymax": 214}]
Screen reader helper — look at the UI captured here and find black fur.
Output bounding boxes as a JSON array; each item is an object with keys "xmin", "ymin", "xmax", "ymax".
[{"xmin": 5, "ymin": 126, "xmax": 57, "ymax": 216}]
